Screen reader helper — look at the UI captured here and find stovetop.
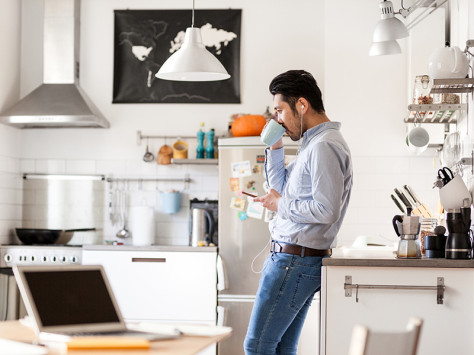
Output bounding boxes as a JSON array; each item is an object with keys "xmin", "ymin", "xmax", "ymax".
[{"xmin": 0, "ymin": 244, "xmax": 83, "ymax": 268}]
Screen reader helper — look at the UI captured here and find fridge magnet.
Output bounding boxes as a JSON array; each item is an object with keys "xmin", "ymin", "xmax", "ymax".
[
  {"xmin": 231, "ymin": 161, "xmax": 252, "ymax": 178},
  {"xmin": 264, "ymin": 209, "xmax": 276, "ymax": 222},
  {"xmin": 230, "ymin": 197, "xmax": 245, "ymax": 211},
  {"xmin": 256, "ymin": 155, "xmax": 265, "ymax": 163},
  {"xmin": 252, "ymin": 165, "xmax": 261, "ymax": 174},
  {"xmin": 246, "ymin": 180, "xmax": 255, "ymax": 189},
  {"xmin": 113, "ymin": 9, "xmax": 241, "ymax": 103},
  {"xmin": 246, "ymin": 197, "xmax": 264, "ymax": 219},
  {"xmin": 229, "ymin": 177, "xmax": 240, "ymax": 192},
  {"xmin": 238, "ymin": 211, "xmax": 248, "ymax": 221}
]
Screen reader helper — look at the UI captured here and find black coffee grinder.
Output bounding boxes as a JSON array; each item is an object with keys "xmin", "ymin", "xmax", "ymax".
[{"xmin": 445, "ymin": 207, "xmax": 472, "ymax": 259}]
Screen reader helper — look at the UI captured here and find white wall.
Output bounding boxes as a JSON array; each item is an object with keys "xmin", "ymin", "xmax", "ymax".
[
  {"xmin": 0, "ymin": 0, "xmax": 23, "ymax": 244},
  {"xmin": 0, "ymin": 0, "xmax": 472, "ymax": 246}
]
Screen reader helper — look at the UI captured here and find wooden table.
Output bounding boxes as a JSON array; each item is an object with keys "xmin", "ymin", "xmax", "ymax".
[{"xmin": 0, "ymin": 321, "xmax": 231, "ymax": 355}]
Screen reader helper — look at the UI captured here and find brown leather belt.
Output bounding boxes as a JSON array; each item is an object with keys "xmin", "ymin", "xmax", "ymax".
[{"xmin": 271, "ymin": 240, "xmax": 331, "ymax": 257}]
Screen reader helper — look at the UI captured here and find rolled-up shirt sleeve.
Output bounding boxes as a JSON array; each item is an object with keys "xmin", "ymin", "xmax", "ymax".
[{"xmin": 277, "ymin": 142, "xmax": 345, "ymax": 224}]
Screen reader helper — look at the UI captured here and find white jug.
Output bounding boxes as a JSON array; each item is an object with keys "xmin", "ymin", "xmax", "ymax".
[{"xmin": 428, "ymin": 45, "xmax": 469, "ymax": 79}]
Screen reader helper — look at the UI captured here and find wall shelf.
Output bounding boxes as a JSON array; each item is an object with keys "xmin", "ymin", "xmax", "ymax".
[
  {"xmin": 171, "ymin": 158, "xmax": 218, "ymax": 165},
  {"xmin": 430, "ymin": 78, "xmax": 474, "ymax": 94}
]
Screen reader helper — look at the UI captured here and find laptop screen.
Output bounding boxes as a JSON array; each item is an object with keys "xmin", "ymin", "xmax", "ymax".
[{"xmin": 23, "ymin": 269, "xmax": 120, "ymax": 327}]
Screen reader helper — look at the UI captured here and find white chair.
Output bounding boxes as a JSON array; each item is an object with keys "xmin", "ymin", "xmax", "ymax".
[{"xmin": 348, "ymin": 317, "xmax": 423, "ymax": 355}]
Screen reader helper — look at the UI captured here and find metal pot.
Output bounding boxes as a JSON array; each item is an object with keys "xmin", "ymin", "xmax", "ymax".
[{"xmin": 15, "ymin": 228, "xmax": 96, "ymax": 245}]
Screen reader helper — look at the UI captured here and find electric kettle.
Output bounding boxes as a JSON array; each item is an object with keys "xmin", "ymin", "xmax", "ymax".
[
  {"xmin": 190, "ymin": 208, "xmax": 215, "ymax": 247},
  {"xmin": 428, "ymin": 43, "xmax": 469, "ymax": 79}
]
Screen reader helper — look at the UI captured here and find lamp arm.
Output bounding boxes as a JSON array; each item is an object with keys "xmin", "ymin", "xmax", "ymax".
[{"xmin": 191, "ymin": 0, "xmax": 195, "ymax": 27}]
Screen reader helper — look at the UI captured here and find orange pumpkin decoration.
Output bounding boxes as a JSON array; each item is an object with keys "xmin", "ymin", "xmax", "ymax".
[{"xmin": 231, "ymin": 115, "xmax": 267, "ymax": 137}]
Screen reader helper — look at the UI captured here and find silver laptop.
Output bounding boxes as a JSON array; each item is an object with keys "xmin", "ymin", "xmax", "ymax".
[{"xmin": 13, "ymin": 264, "xmax": 180, "ymax": 342}]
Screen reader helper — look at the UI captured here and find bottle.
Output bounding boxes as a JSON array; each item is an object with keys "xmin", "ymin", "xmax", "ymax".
[
  {"xmin": 196, "ymin": 122, "xmax": 205, "ymax": 159},
  {"xmin": 206, "ymin": 129, "xmax": 215, "ymax": 159}
]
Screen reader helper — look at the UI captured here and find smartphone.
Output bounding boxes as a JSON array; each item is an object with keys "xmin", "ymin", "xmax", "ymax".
[{"xmin": 242, "ymin": 191, "xmax": 257, "ymax": 198}]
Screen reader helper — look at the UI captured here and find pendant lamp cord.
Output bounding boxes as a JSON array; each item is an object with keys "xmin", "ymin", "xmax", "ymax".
[{"xmin": 191, "ymin": 0, "xmax": 195, "ymax": 27}]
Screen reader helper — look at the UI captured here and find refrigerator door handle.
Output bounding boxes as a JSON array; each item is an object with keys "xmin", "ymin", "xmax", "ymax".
[
  {"xmin": 217, "ymin": 254, "xmax": 227, "ymax": 291},
  {"xmin": 216, "ymin": 305, "xmax": 226, "ymax": 327}
]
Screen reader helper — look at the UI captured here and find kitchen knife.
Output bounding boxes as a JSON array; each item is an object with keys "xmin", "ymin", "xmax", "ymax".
[
  {"xmin": 391, "ymin": 194, "xmax": 405, "ymax": 213},
  {"xmin": 403, "ymin": 185, "xmax": 434, "ymax": 218},
  {"xmin": 401, "ymin": 186, "xmax": 425, "ymax": 217},
  {"xmin": 394, "ymin": 188, "xmax": 421, "ymax": 216}
]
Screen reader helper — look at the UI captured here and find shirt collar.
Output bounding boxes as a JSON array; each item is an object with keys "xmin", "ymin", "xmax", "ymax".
[{"xmin": 301, "ymin": 121, "xmax": 341, "ymax": 148}]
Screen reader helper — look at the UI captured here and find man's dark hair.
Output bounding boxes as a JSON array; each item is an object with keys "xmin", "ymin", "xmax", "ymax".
[{"xmin": 269, "ymin": 70, "xmax": 325, "ymax": 115}]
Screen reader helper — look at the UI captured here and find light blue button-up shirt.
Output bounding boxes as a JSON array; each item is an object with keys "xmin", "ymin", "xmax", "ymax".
[{"xmin": 265, "ymin": 121, "xmax": 353, "ymax": 249}]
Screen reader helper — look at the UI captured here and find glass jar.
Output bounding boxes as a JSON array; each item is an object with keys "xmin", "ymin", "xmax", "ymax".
[{"xmin": 412, "ymin": 75, "xmax": 433, "ymax": 105}]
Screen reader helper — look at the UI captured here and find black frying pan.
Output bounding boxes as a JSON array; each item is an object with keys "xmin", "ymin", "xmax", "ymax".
[{"xmin": 15, "ymin": 228, "xmax": 96, "ymax": 245}]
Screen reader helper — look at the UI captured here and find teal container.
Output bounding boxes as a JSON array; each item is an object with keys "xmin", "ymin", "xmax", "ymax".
[
  {"xmin": 196, "ymin": 130, "xmax": 205, "ymax": 159},
  {"xmin": 206, "ymin": 129, "xmax": 215, "ymax": 159}
]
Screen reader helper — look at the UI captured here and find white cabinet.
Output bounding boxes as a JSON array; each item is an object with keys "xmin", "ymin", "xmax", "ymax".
[
  {"xmin": 82, "ymin": 249, "xmax": 217, "ymax": 323},
  {"xmin": 321, "ymin": 264, "xmax": 474, "ymax": 355}
]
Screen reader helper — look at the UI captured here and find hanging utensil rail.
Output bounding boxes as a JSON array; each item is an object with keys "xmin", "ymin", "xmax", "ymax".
[
  {"xmin": 106, "ymin": 176, "xmax": 192, "ymax": 183},
  {"xmin": 137, "ymin": 130, "xmax": 224, "ymax": 146}
]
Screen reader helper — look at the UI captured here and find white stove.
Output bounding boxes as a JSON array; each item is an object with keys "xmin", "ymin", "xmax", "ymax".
[{"xmin": 0, "ymin": 245, "xmax": 82, "ymax": 268}]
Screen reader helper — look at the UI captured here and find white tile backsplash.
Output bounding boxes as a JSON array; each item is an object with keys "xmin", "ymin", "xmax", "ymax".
[{"xmin": 0, "ymin": 153, "xmax": 453, "ymax": 248}]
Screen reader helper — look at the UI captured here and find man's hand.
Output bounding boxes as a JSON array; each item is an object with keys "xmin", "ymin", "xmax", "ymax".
[{"xmin": 254, "ymin": 189, "xmax": 281, "ymax": 212}]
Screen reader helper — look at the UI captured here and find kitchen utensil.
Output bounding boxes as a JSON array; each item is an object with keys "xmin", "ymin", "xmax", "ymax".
[
  {"xmin": 437, "ymin": 167, "xmax": 454, "ymax": 186},
  {"xmin": 190, "ymin": 208, "xmax": 215, "ymax": 247},
  {"xmin": 116, "ymin": 189, "xmax": 129, "ymax": 239},
  {"xmin": 445, "ymin": 208, "xmax": 472, "ymax": 259},
  {"xmin": 390, "ymin": 194, "xmax": 405, "ymax": 213},
  {"xmin": 394, "ymin": 188, "xmax": 421, "ymax": 216},
  {"xmin": 392, "ymin": 209, "xmax": 421, "ymax": 259},
  {"xmin": 439, "ymin": 174, "xmax": 472, "ymax": 210},
  {"xmin": 403, "ymin": 185, "xmax": 434, "ymax": 218},
  {"xmin": 440, "ymin": 132, "xmax": 461, "ymax": 168},
  {"xmin": 428, "ymin": 44, "xmax": 470, "ymax": 79},
  {"xmin": 157, "ymin": 144, "xmax": 173, "ymax": 165},
  {"xmin": 143, "ymin": 138, "xmax": 155, "ymax": 162},
  {"xmin": 15, "ymin": 228, "xmax": 95, "ymax": 245},
  {"xmin": 260, "ymin": 119, "xmax": 286, "ymax": 146}
]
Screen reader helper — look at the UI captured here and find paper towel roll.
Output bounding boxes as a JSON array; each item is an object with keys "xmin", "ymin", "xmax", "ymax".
[{"xmin": 128, "ymin": 206, "xmax": 155, "ymax": 246}]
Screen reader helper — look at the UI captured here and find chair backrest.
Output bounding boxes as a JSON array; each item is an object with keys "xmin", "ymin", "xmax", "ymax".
[{"xmin": 348, "ymin": 317, "xmax": 423, "ymax": 355}]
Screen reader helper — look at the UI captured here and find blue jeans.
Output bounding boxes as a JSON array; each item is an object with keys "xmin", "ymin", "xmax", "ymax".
[{"xmin": 244, "ymin": 251, "xmax": 325, "ymax": 355}]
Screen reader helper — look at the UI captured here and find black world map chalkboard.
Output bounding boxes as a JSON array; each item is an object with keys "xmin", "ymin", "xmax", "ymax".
[{"xmin": 113, "ymin": 9, "xmax": 241, "ymax": 104}]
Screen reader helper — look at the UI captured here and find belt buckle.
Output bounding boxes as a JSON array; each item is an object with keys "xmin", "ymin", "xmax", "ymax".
[{"xmin": 271, "ymin": 241, "xmax": 283, "ymax": 254}]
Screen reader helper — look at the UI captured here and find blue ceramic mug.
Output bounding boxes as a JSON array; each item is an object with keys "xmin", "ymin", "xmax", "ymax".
[{"xmin": 260, "ymin": 120, "xmax": 286, "ymax": 146}]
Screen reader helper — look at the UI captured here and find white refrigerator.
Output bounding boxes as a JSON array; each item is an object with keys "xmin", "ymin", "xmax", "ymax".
[{"xmin": 217, "ymin": 136, "xmax": 305, "ymax": 354}]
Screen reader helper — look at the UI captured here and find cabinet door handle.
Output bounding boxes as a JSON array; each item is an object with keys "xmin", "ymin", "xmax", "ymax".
[
  {"xmin": 131, "ymin": 257, "xmax": 166, "ymax": 263},
  {"xmin": 344, "ymin": 275, "xmax": 445, "ymax": 304}
]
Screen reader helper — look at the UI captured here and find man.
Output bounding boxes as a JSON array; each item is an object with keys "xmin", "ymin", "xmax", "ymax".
[{"xmin": 244, "ymin": 70, "xmax": 353, "ymax": 355}]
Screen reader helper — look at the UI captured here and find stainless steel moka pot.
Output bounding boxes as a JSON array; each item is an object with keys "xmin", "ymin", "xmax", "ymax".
[{"xmin": 392, "ymin": 207, "xmax": 421, "ymax": 258}]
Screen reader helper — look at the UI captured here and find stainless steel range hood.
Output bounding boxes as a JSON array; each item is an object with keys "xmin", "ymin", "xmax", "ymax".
[{"xmin": 0, "ymin": 0, "xmax": 110, "ymax": 128}]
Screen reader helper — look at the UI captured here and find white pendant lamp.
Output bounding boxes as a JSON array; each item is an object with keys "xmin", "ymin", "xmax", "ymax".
[
  {"xmin": 155, "ymin": 0, "xmax": 230, "ymax": 81},
  {"xmin": 369, "ymin": 40, "xmax": 401, "ymax": 56},
  {"xmin": 372, "ymin": 0, "xmax": 409, "ymax": 42},
  {"xmin": 369, "ymin": 0, "xmax": 408, "ymax": 56}
]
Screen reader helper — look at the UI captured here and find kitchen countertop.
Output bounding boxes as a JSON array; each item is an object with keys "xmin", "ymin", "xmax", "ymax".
[
  {"xmin": 323, "ymin": 255, "xmax": 474, "ymax": 268},
  {"xmin": 83, "ymin": 245, "xmax": 217, "ymax": 252}
]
